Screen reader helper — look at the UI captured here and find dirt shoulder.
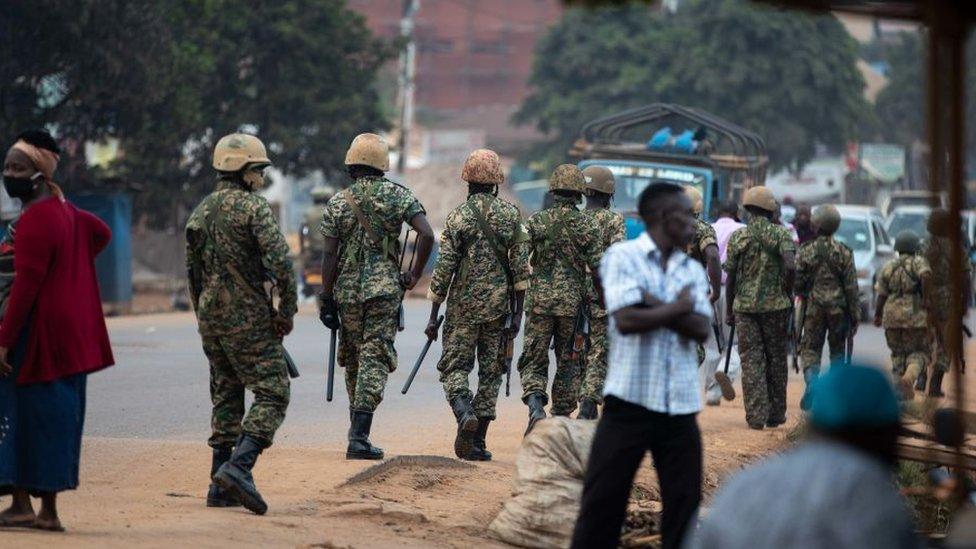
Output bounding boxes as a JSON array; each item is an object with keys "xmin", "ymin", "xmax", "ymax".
[{"xmin": 1, "ymin": 386, "xmax": 802, "ymax": 548}]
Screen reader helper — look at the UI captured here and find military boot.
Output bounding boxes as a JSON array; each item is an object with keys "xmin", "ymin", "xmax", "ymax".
[
  {"xmin": 450, "ymin": 396, "xmax": 478, "ymax": 459},
  {"xmin": 213, "ymin": 435, "xmax": 268, "ymax": 515},
  {"xmin": 928, "ymin": 371, "xmax": 946, "ymax": 398},
  {"xmin": 468, "ymin": 418, "xmax": 492, "ymax": 461},
  {"xmin": 206, "ymin": 446, "xmax": 240, "ymax": 508},
  {"xmin": 577, "ymin": 398, "xmax": 598, "ymax": 420},
  {"xmin": 347, "ymin": 410, "xmax": 384, "ymax": 460},
  {"xmin": 915, "ymin": 371, "xmax": 928, "ymax": 392},
  {"xmin": 525, "ymin": 393, "xmax": 547, "ymax": 436}
]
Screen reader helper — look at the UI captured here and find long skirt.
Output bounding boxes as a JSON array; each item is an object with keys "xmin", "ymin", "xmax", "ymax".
[{"xmin": 0, "ymin": 327, "xmax": 87, "ymax": 495}]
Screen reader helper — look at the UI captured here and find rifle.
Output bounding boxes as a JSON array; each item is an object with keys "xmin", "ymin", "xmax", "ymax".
[
  {"xmin": 569, "ymin": 303, "xmax": 591, "ymax": 363},
  {"xmin": 788, "ymin": 304, "xmax": 798, "ymax": 373},
  {"xmin": 326, "ymin": 327, "xmax": 337, "ymax": 401},
  {"xmin": 502, "ymin": 294, "xmax": 517, "ymax": 397},
  {"xmin": 401, "ymin": 314, "xmax": 444, "ymax": 394},
  {"xmin": 844, "ymin": 311, "xmax": 855, "ymax": 366},
  {"xmin": 711, "ymin": 302, "xmax": 724, "ymax": 355}
]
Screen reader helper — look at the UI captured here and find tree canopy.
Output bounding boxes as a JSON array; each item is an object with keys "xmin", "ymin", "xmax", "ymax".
[{"xmin": 515, "ymin": 0, "xmax": 872, "ymax": 173}]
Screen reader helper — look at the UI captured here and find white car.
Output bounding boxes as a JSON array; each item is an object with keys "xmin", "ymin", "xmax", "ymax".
[
  {"xmin": 830, "ymin": 205, "xmax": 895, "ymax": 321},
  {"xmin": 885, "ymin": 205, "xmax": 931, "ymax": 242}
]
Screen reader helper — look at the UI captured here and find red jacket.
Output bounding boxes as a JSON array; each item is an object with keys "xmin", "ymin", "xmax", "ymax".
[{"xmin": 0, "ymin": 197, "xmax": 115, "ymax": 384}]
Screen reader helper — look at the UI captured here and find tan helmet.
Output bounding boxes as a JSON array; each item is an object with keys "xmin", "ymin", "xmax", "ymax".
[
  {"xmin": 461, "ymin": 148, "xmax": 504, "ymax": 185},
  {"xmin": 212, "ymin": 133, "xmax": 271, "ymax": 172},
  {"xmin": 684, "ymin": 185, "xmax": 704, "ymax": 215},
  {"xmin": 344, "ymin": 133, "xmax": 390, "ymax": 172},
  {"xmin": 742, "ymin": 185, "xmax": 777, "ymax": 212},
  {"xmin": 549, "ymin": 164, "xmax": 586, "ymax": 193},
  {"xmin": 812, "ymin": 204, "xmax": 841, "ymax": 235},
  {"xmin": 582, "ymin": 166, "xmax": 615, "ymax": 195}
]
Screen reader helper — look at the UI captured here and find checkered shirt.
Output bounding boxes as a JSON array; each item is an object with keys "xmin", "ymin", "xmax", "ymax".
[{"xmin": 601, "ymin": 232, "xmax": 712, "ymax": 415}]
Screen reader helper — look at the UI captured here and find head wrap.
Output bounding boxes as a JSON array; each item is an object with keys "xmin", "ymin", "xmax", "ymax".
[
  {"xmin": 808, "ymin": 362, "xmax": 899, "ymax": 430},
  {"xmin": 10, "ymin": 139, "xmax": 64, "ymax": 200}
]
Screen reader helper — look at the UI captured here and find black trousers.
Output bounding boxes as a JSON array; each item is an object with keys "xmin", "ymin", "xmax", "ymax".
[{"xmin": 571, "ymin": 396, "xmax": 702, "ymax": 549}]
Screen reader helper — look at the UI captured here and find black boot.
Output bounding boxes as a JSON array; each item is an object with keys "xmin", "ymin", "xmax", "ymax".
[
  {"xmin": 469, "ymin": 418, "xmax": 492, "ymax": 462},
  {"xmin": 525, "ymin": 393, "xmax": 548, "ymax": 436},
  {"xmin": 347, "ymin": 410, "xmax": 384, "ymax": 460},
  {"xmin": 207, "ymin": 446, "xmax": 240, "ymax": 507},
  {"xmin": 915, "ymin": 371, "xmax": 928, "ymax": 392},
  {"xmin": 213, "ymin": 435, "xmax": 268, "ymax": 515},
  {"xmin": 577, "ymin": 398, "xmax": 598, "ymax": 420},
  {"xmin": 928, "ymin": 370, "xmax": 946, "ymax": 398},
  {"xmin": 450, "ymin": 396, "xmax": 478, "ymax": 459}
]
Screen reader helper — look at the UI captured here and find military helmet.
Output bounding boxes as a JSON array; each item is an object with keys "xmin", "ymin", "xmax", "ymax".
[
  {"xmin": 895, "ymin": 230, "xmax": 920, "ymax": 254},
  {"xmin": 461, "ymin": 148, "xmax": 504, "ymax": 185},
  {"xmin": 549, "ymin": 164, "xmax": 586, "ymax": 193},
  {"xmin": 582, "ymin": 165, "xmax": 615, "ymax": 195},
  {"xmin": 212, "ymin": 133, "xmax": 271, "ymax": 172},
  {"xmin": 684, "ymin": 185, "xmax": 704, "ymax": 215},
  {"xmin": 742, "ymin": 185, "xmax": 777, "ymax": 212},
  {"xmin": 812, "ymin": 204, "xmax": 841, "ymax": 235},
  {"xmin": 344, "ymin": 133, "xmax": 390, "ymax": 172}
]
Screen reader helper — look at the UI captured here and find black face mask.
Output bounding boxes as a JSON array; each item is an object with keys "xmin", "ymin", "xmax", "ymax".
[{"xmin": 3, "ymin": 172, "xmax": 41, "ymax": 199}]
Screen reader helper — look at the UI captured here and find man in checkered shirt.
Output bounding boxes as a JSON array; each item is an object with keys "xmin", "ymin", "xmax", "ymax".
[{"xmin": 571, "ymin": 182, "xmax": 711, "ymax": 549}]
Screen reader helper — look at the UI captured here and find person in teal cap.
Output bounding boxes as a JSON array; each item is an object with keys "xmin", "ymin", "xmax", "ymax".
[{"xmin": 687, "ymin": 363, "xmax": 917, "ymax": 549}]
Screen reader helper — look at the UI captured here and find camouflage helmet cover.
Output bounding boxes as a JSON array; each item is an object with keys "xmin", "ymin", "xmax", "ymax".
[
  {"xmin": 684, "ymin": 185, "xmax": 704, "ymax": 214},
  {"xmin": 549, "ymin": 164, "xmax": 586, "ymax": 192},
  {"xmin": 212, "ymin": 133, "xmax": 271, "ymax": 172},
  {"xmin": 461, "ymin": 148, "xmax": 504, "ymax": 185},
  {"xmin": 582, "ymin": 165, "xmax": 615, "ymax": 195},
  {"xmin": 812, "ymin": 204, "xmax": 841, "ymax": 235},
  {"xmin": 742, "ymin": 185, "xmax": 777, "ymax": 212},
  {"xmin": 895, "ymin": 230, "xmax": 920, "ymax": 254},
  {"xmin": 344, "ymin": 133, "xmax": 390, "ymax": 172}
]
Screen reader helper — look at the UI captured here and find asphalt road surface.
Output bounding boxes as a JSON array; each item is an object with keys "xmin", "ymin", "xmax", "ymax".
[{"xmin": 89, "ymin": 300, "xmax": 960, "ymax": 446}]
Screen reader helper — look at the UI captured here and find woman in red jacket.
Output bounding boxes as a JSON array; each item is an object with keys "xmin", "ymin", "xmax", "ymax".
[{"xmin": 0, "ymin": 130, "xmax": 115, "ymax": 531}]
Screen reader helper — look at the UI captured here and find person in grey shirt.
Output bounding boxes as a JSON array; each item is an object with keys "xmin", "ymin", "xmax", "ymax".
[{"xmin": 687, "ymin": 363, "xmax": 918, "ymax": 549}]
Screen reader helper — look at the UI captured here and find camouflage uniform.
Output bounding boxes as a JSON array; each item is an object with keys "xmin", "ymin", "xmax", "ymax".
[
  {"xmin": 517, "ymin": 194, "xmax": 603, "ymax": 416},
  {"xmin": 186, "ymin": 179, "xmax": 296, "ymax": 448},
  {"xmin": 925, "ymin": 236, "xmax": 972, "ymax": 373},
  {"xmin": 428, "ymin": 193, "xmax": 531, "ymax": 419},
  {"xmin": 320, "ymin": 175, "xmax": 425, "ymax": 411},
  {"xmin": 795, "ymin": 236, "xmax": 859, "ymax": 376},
  {"xmin": 725, "ymin": 216, "xmax": 795, "ymax": 428},
  {"xmin": 688, "ymin": 218, "xmax": 718, "ymax": 364},
  {"xmin": 875, "ymin": 254, "xmax": 931, "ymax": 379},
  {"xmin": 578, "ymin": 207, "xmax": 625, "ymax": 404}
]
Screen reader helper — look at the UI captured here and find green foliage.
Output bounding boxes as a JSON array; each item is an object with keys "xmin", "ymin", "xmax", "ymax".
[{"xmin": 515, "ymin": 0, "xmax": 871, "ymax": 173}]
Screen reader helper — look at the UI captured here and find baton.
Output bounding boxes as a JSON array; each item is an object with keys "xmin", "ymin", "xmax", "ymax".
[
  {"xmin": 283, "ymin": 348, "xmax": 300, "ymax": 379},
  {"xmin": 401, "ymin": 314, "xmax": 445, "ymax": 394},
  {"xmin": 715, "ymin": 323, "xmax": 736, "ymax": 401},
  {"xmin": 326, "ymin": 328, "xmax": 337, "ymax": 401}
]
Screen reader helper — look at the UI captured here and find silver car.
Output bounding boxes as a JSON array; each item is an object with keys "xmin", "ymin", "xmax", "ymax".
[{"xmin": 830, "ymin": 205, "xmax": 894, "ymax": 321}]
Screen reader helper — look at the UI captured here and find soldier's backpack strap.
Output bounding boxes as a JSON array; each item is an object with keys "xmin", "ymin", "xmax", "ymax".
[
  {"xmin": 465, "ymin": 196, "xmax": 515, "ymax": 285},
  {"xmin": 341, "ymin": 187, "xmax": 398, "ymax": 264}
]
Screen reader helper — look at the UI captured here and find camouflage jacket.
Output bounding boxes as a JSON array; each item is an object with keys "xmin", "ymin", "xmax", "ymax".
[
  {"xmin": 796, "ymin": 236, "xmax": 859, "ymax": 314},
  {"xmin": 687, "ymin": 218, "xmax": 718, "ymax": 265},
  {"xmin": 185, "ymin": 179, "xmax": 297, "ymax": 337},
  {"xmin": 583, "ymin": 207, "xmax": 625, "ymax": 318},
  {"xmin": 876, "ymin": 254, "xmax": 931, "ymax": 328},
  {"xmin": 924, "ymin": 235, "xmax": 972, "ymax": 320},
  {"xmin": 725, "ymin": 216, "xmax": 795, "ymax": 313},
  {"xmin": 427, "ymin": 193, "xmax": 530, "ymax": 324},
  {"xmin": 525, "ymin": 195, "xmax": 603, "ymax": 317},
  {"xmin": 320, "ymin": 175, "xmax": 425, "ymax": 305}
]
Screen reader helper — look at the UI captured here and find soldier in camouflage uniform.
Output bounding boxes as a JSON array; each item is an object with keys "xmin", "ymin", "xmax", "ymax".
[
  {"xmin": 683, "ymin": 186, "xmax": 722, "ymax": 367},
  {"xmin": 725, "ymin": 186, "xmax": 796, "ymax": 430},
  {"xmin": 318, "ymin": 133, "xmax": 433, "ymax": 460},
  {"xmin": 795, "ymin": 204, "xmax": 859, "ymax": 385},
  {"xmin": 518, "ymin": 164, "xmax": 604, "ymax": 433},
  {"xmin": 577, "ymin": 166, "xmax": 625, "ymax": 420},
  {"xmin": 426, "ymin": 149, "xmax": 531, "ymax": 460},
  {"xmin": 875, "ymin": 230, "xmax": 932, "ymax": 400},
  {"xmin": 186, "ymin": 133, "xmax": 296, "ymax": 515},
  {"xmin": 922, "ymin": 209, "xmax": 972, "ymax": 397}
]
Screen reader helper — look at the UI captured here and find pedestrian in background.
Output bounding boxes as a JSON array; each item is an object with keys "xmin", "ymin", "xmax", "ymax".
[
  {"xmin": 0, "ymin": 129, "xmax": 114, "ymax": 531},
  {"xmin": 687, "ymin": 364, "xmax": 916, "ymax": 549},
  {"xmin": 793, "ymin": 203, "xmax": 816, "ymax": 245},
  {"xmin": 703, "ymin": 201, "xmax": 743, "ymax": 405},
  {"xmin": 571, "ymin": 182, "xmax": 710, "ymax": 549}
]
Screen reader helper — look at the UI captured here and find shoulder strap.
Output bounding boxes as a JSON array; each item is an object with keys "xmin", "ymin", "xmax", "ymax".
[
  {"xmin": 465, "ymin": 197, "xmax": 514, "ymax": 284},
  {"xmin": 342, "ymin": 187, "xmax": 398, "ymax": 264},
  {"xmin": 201, "ymin": 191, "xmax": 267, "ymax": 302}
]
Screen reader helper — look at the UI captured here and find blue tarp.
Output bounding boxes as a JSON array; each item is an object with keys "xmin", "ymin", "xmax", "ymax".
[{"xmin": 69, "ymin": 193, "xmax": 132, "ymax": 304}]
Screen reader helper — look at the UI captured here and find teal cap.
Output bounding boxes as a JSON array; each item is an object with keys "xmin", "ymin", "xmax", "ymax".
[{"xmin": 809, "ymin": 363, "xmax": 900, "ymax": 429}]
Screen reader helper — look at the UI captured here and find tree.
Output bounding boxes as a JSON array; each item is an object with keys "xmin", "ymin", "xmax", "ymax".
[{"xmin": 515, "ymin": 0, "xmax": 871, "ymax": 173}]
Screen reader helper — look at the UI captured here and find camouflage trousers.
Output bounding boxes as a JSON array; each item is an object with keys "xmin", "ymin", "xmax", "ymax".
[
  {"xmin": 799, "ymin": 302, "xmax": 849, "ymax": 376},
  {"xmin": 517, "ymin": 313, "xmax": 581, "ymax": 416},
  {"xmin": 437, "ymin": 315, "xmax": 506, "ymax": 419},
  {"xmin": 338, "ymin": 295, "xmax": 400, "ymax": 412},
  {"xmin": 579, "ymin": 314, "xmax": 608, "ymax": 404},
  {"xmin": 203, "ymin": 329, "xmax": 290, "ymax": 449},
  {"xmin": 884, "ymin": 328, "xmax": 929, "ymax": 381},
  {"xmin": 737, "ymin": 309, "xmax": 790, "ymax": 428},
  {"xmin": 932, "ymin": 318, "xmax": 957, "ymax": 374}
]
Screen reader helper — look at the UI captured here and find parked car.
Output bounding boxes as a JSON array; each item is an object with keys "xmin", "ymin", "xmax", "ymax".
[
  {"xmin": 880, "ymin": 190, "xmax": 945, "ymax": 217},
  {"xmin": 830, "ymin": 205, "xmax": 894, "ymax": 321},
  {"xmin": 885, "ymin": 205, "xmax": 931, "ymax": 242}
]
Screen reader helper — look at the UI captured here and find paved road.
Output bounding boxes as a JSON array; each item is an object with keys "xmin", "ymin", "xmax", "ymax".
[{"xmin": 89, "ymin": 299, "xmax": 940, "ymax": 446}]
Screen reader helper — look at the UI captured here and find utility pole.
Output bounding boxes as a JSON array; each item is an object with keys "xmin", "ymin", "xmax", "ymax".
[{"xmin": 396, "ymin": 0, "xmax": 420, "ymax": 175}]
